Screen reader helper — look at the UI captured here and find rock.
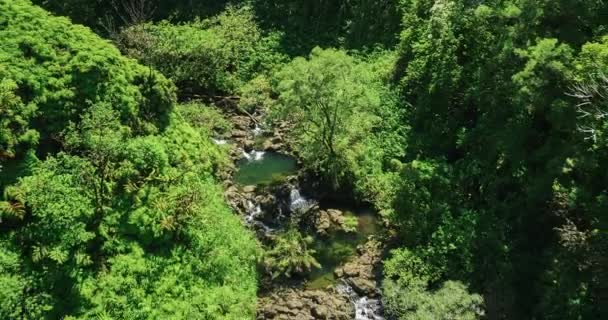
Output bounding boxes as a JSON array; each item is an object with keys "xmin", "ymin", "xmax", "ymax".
[
  {"xmin": 225, "ymin": 186, "xmax": 238, "ymax": 197},
  {"xmin": 263, "ymin": 308, "xmax": 277, "ymax": 318},
  {"xmin": 231, "ymin": 116, "xmax": 252, "ymax": 130},
  {"xmin": 311, "ymin": 306, "xmax": 329, "ymax": 319},
  {"xmin": 287, "ymin": 299, "xmax": 304, "ymax": 309},
  {"xmin": 258, "ymin": 288, "xmax": 353, "ymax": 320},
  {"xmin": 341, "ymin": 264, "xmax": 360, "ymax": 277},
  {"xmin": 244, "ymin": 139, "xmax": 255, "ymax": 151},
  {"xmin": 327, "ymin": 209, "xmax": 346, "ymax": 228},
  {"xmin": 262, "ymin": 139, "xmax": 282, "ymax": 151},
  {"xmin": 242, "ymin": 185, "xmax": 256, "ymax": 193},
  {"xmin": 347, "ymin": 277, "xmax": 377, "ymax": 297},
  {"xmin": 312, "ymin": 209, "xmax": 349, "ymax": 236},
  {"xmin": 316, "ymin": 212, "xmax": 332, "ymax": 236},
  {"xmin": 334, "ymin": 268, "xmax": 344, "ymax": 278},
  {"xmin": 232, "ymin": 130, "xmax": 248, "ymax": 138}
]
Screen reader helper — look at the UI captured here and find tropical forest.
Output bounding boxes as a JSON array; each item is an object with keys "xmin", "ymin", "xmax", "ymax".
[{"xmin": 0, "ymin": 0, "xmax": 606, "ymax": 319}]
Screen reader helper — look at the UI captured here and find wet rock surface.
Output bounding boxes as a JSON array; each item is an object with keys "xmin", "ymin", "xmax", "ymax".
[
  {"xmin": 258, "ymin": 288, "xmax": 354, "ymax": 320},
  {"xmin": 257, "ymin": 239, "xmax": 386, "ymax": 320},
  {"xmin": 313, "ymin": 209, "xmax": 349, "ymax": 236},
  {"xmin": 335, "ymin": 240, "xmax": 383, "ymax": 298}
]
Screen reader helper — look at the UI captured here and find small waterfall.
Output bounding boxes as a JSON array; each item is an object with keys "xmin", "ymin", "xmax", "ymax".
[
  {"xmin": 244, "ymin": 200, "xmax": 275, "ymax": 233},
  {"xmin": 245, "ymin": 200, "xmax": 262, "ymax": 224},
  {"xmin": 242, "ymin": 150, "xmax": 265, "ymax": 161},
  {"xmin": 252, "ymin": 124, "xmax": 262, "ymax": 136},
  {"xmin": 337, "ymin": 283, "xmax": 384, "ymax": 320},
  {"xmin": 212, "ymin": 138, "xmax": 228, "ymax": 145},
  {"xmin": 289, "ymin": 188, "xmax": 316, "ymax": 213}
]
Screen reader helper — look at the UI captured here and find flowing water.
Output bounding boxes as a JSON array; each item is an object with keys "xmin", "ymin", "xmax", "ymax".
[
  {"xmin": 212, "ymin": 138, "xmax": 228, "ymax": 145},
  {"xmin": 290, "ymin": 187, "xmax": 316, "ymax": 212},
  {"xmin": 234, "ymin": 152, "xmax": 297, "ymax": 186},
  {"xmin": 337, "ymin": 283, "xmax": 385, "ymax": 320},
  {"xmin": 252, "ymin": 124, "xmax": 263, "ymax": 136}
]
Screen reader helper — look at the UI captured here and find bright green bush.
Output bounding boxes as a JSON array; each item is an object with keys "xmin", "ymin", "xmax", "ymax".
[
  {"xmin": 263, "ymin": 228, "xmax": 320, "ymax": 279},
  {"xmin": 383, "ymin": 279, "xmax": 483, "ymax": 320}
]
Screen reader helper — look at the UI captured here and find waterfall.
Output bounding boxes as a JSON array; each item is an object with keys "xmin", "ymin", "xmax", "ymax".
[
  {"xmin": 252, "ymin": 124, "xmax": 262, "ymax": 136},
  {"xmin": 242, "ymin": 150, "xmax": 265, "ymax": 161},
  {"xmin": 245, "ymin": 200, "xmax": 262, "ymax": 224},
  {"xmin": 244, "ymin": 200, "xmax": 275, "ymax": 233},
  {"xmin": 289, "ymin": 187, "xmax": 316, "ymax": 213},
  {"xmin": 212, "ymin": 138, "xmax": 228, "ymax": 145},
  {"xmin": 337, "ymin": 283, "xmax": 384, "ymax": 320}
]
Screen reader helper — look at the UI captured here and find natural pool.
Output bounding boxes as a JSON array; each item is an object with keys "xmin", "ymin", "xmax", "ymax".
[
  {"xmin": 306, "ymin": 208, "xmax": 380, "ymax": 290},
  {"xmin": 234, "ymin": 152, "xmax": 298, "ymax": 186}
]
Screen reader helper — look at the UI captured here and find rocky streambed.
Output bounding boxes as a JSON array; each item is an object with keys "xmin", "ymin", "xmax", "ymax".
[{"xmin": 217, "ymin": 110, "xmax": 387, "ymax": 319}]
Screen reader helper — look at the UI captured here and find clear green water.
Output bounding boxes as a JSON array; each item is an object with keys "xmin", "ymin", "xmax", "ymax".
[
  {"xmin": 234, "ymin": 152, "xmax": 297, "ymax": 186},
  {"xmin": 306, "ymin": 209, "xmax": 380, "ymax": 290}
]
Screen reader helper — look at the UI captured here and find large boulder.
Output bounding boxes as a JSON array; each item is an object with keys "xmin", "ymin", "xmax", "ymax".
[{"xmin": 313, "ymin": 209, "xmax": 350, "ymax": 236}]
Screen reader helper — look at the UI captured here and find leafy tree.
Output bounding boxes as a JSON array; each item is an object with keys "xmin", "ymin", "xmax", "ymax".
[
  {"xmin": 383, "ymin": 246, "xmax": 483, "ymax": 320},
  {"xmin": 252, "ymin": 0, "xmax": 401, "ymax": 53},
  {"xmin": 0, "ymin": 241, "xmax": 28, "ymax": 319},
  {"xmin": 271, "ymin": 47, "xmax": 386, "ymax": 187},
  {"xmin": 176, "ymin": 101, "xmax": 233, "ymax": 137},
  {"xmin": 383, "ymin": 279, "xmax": 483, "ymax": 320},
  {"xmin": 388, "ymin": 0, "xmax": 608, "ymax": 318}
]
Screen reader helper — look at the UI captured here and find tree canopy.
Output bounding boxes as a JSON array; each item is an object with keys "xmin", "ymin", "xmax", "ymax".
[
  {"xmin": 0, "ymin": 1, "xmax": 258, "ymax": 318},
  {"xmin": 3, "ymin": 0, "xmax": 608, "ymax": 319}
]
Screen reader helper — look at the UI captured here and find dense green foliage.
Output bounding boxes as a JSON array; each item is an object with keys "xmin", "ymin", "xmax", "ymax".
[
  {"xmin": 0, "ymin": 1, "xmax": 258, "ymax": 318},
  {"xmin": 262, "ymin": 1, "xmax": 608, "ymax": 318},
  {"xmin": 0, "ymin": 0, "xmax": 173, "ymax": 164},
  {"xmin": 116, "ymin": 6, "xmax": 285, "ymax": 96},
  {"xmin": 381, "ymin": 0, "xmax": 608, "ymax": 318},
  {"xmin": 383, "ymin": 278, "xmax": 483, "ymax": 320},
  {"xmin": 251, "ymin": 0, "xmax": 402, "ymax": 53},
  {"xmin": 270, "ymin": 48, "xmax": 406, "ymax": 192},
  {"xmin": 34, "ymin": 0, "xmax": 400, "ymax": 54},
  {"xmin": 262, "ymin": 228, "xmax": 321, "ymax": 279},
  {"xmin": 7, "ymin": 0, "xmax": 608, "ymax": 319}
]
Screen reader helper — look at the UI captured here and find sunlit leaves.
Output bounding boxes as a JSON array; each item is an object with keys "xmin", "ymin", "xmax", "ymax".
[
  {"xmin": 0, "ymin": 2, "xmax": 258, "ymax": 318},
  {"xmin": 383, "ymin": 279, "xmax": 484, "ymax": 320},
  {"xmin": 0, "ymin": 0, "xmax": 175, "ymax": 159},
  {"xmin": 0, "ymin": 78, "xmax": 38, "ymax": 159},
  {"xmin": 271, "ymin": 47, "xmax": 388, "ymax": 187}
]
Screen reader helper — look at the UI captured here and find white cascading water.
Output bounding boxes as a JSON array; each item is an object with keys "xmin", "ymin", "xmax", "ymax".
[
  {"xmin": 337, "ymin": 283, "xmax": 384, "ymax": 320},
  {"xmin": 245, "ymin": 200, "xmax": 275, "ymax": 233},
  {"xmin": 242, "ymin": 150, "xmax": 265, "ymax": 161},
  {"xmin": 212, "ymin": 138, "xmax": 228, "ymax": 145},
  {"xmin": 245, "ymin": 200, "xmax": 262, "ymax": 224},
  {"xmin": 252, "ymin": 124, "xmax": 262, "ymax": 136},
  {"xmin": 289, "ymin": 187, "xmax": 315, "ymax": 213}
]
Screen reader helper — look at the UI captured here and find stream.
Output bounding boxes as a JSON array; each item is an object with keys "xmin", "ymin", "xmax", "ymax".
[{"xmin": 221, "ymin": 118, "xmax": 385, "ymax": 319}]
